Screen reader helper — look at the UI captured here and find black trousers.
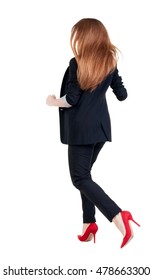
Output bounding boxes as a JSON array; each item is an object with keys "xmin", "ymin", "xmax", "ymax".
[{"xmin": 68, "ymin": 142, "xmax": 121, "ymax": 223}]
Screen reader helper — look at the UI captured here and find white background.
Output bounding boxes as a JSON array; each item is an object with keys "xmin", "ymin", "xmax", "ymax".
[{"xmin": 0, "ymin": 0, "xmax": 152, "ymax": 279}]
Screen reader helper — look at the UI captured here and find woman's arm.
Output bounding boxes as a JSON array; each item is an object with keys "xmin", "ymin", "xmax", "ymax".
[
  {"xmin": 46, "ymin": 57, "xmax": 82, "ymax": 108},
  {"xmin": 65, "ymin": 58, "xmax": 83, "ymax": 106},
  {"xmin": 46, "ymin": 94, "xmax": 72, "ymax": 108},
  {"xmin": 110, "ymin": 68, "xmax": 128, "ymax": 101}
]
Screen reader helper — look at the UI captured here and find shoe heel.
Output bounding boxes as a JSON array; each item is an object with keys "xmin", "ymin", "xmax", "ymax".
[
  {"xmin": 93, "ymin": 233, "xmax": 96, "ymax": 243},
  {"xmin": 131, "ymin": 218, "xmax": 140, "ymax": 227},
  {"xmin": 129, "ymin": 212, "xmax": 140, "ymax": 227}
]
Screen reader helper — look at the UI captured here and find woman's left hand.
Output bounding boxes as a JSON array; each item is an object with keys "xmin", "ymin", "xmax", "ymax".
[{"xmin": 46, "ymin": 95, "xmax": 56, "ymax": 106}]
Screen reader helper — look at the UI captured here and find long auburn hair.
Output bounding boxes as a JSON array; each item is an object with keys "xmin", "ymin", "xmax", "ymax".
[{"xmin": 70, "ymin": 18, "xmax": 118, "ymax": 91}]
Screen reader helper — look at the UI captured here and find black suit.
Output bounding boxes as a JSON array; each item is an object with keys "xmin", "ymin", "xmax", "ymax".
[
  {"xmin": 59, "ymin": 58, "xmax": 127, "ymax": 223},
  {"xmin": 59, "ymin": 58, "xmax": 127, "ymax": 145}
]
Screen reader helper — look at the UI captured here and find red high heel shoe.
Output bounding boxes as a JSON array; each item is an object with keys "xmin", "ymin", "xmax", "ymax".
[
  {"xmin": 120, "ymin": 211, "xmax": 140, "ymax": 248},
  {"xmin": 77, "ymin": 223, "xmax": 98, "ymax": 243}
]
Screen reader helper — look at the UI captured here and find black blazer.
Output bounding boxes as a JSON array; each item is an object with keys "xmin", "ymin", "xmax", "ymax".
[{"xmin": 59, "ymin": 58, "xmax": 127, "ymax": 145}]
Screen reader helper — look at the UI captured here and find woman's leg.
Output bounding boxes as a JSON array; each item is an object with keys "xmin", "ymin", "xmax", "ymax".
[
  {"xmin": 80, "ymin": 142, "xmax": 105, "ymax": 235},
  {"xmin": 80, "ymin": 192, "xmax": 96, "ymax": 223},
  {"xmin": 68, "ymin": 143, "xmax": 121, "ymax": 222},
  {"xmin": 80, "ymin": 142, "xmax": 105, "ymax": 223}
]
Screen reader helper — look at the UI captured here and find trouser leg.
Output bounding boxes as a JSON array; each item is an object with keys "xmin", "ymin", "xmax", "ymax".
[
  {"xmin": 68, "ymin": 143, "xmax": 121, "ymax": 222},
  {"xmin": 80, "ymin": 192, "xmax": 96, "ymax": 223},
  {"xmin": 80, "ymin": 142, "xmax": 105, "ymax": 223}
]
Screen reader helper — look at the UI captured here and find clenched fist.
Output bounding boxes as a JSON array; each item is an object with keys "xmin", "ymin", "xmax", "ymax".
[{"xmin": 46, "ymin": 95, "xmax": 56, "ymax": 106}]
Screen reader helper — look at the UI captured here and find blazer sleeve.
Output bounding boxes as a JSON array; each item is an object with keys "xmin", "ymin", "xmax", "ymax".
[
  {"xmin": 65, "ymin": 58, "xmax": 83, "ymax": 106},
  {"xmin": 110, "ymin": 68, "xmax": 128, "ymax": 101}
]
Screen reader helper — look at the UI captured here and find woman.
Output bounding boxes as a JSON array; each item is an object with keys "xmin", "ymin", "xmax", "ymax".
[{"xmin": 46, "ymin": 18, "xmax": 140, "ymax": 248}]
